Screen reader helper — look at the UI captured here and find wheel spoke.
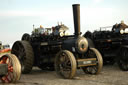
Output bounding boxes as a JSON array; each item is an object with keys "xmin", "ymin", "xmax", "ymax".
[
  {"xmin": 0, "ymin": 56, "xmax": 13, "ymax": 83},
  {"xmin": 0, "ymin": 54, "xmax": 21, "ymax": 83},
  {"xmin": 0, "ymin": 57, "xmax": 8, "ymax": 64},
  {"xmin": 82, "ymin": 48, "xmax": 103, "ymax": 74},
  {"xmin": 55, "ymin": 50, "xmax": 76, "ymax": 79}
]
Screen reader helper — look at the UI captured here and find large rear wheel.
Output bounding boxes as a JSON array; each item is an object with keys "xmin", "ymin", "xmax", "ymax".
[
  {"xmin": 55, "ymin": 50, "xmax": 76, "ymax": 79},
  {"xmin": 82, "ymin": 48, "xmax": 103, "ymax": 74},
  {"xmin": 11, "ymin": 41, "xmax": 34, "ymax": 74},
  {"xmin": 0, "ymin": 54, "xmax": 21, "ymax": 83}
]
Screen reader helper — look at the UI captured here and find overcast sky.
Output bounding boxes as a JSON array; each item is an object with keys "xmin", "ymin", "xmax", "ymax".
[{"xmin": 0, "ymin": 0, "xmax": 128, "ymax": 44}]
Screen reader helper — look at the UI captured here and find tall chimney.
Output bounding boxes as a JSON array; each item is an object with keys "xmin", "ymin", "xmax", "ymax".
[{"xmin": 72, "ymin": 4, "xmax": 80, "ymax": 36}]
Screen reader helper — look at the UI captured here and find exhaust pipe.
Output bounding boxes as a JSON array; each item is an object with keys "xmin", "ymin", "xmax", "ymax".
[{"xmin": 72, "ymin": 4, "xmax": 81, "ymax": 36}]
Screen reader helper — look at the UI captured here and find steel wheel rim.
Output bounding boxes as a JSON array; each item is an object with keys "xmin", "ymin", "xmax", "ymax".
[
  {"xmin": 0, "ymin": 56, "xmax": 13, "ymax": 83},
  {"xmin": 55, "ymin": 50, "xmax": 76, "ymax": 79},
  {"xmin": 85, "ymin": 49, "xmax": 98, "ymax": 74},
  {"xmin": 83, "ymin": 48, "xmax": 103, "ymax": 74},
  {"xmin": 0, "ymin": 54, "xmax": 21, "ymax": 83},
  {"xmin": 59, "ymin": 52, "xmax": 71, "ymax": 78}
]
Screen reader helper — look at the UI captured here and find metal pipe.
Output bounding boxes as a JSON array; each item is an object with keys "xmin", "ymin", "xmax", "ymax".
[{"xmin": 72, "ymin": 4, "xmax": 81, "ymax": 36}]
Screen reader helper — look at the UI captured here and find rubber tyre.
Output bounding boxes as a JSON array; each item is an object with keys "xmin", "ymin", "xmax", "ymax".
[{"xmin": 11, "ymin": 41, "xmax": 34, "ymax": 74}]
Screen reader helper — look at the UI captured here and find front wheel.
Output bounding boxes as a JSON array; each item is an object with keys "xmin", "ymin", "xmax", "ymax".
[
  {"xmin": 0, "ymin": 54, "xmax": 21, "ymax": 83},
  {"xmin": 55, "ymin": 50, "xmax": 77, "ymax": 79},
  {"xmin": 118, "ymin": 47, "xmax": 128, "ymax": 71},
  {"xmin": 82, "ymin": 48, "xmax": 103, "ymax": 74}
]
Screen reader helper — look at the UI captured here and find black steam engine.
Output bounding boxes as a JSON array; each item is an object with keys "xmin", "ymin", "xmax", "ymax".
[
  {"xmin": 84, "ymin": 24, "xmax": 128, "ymax": 71},
  {"xmin": 11, "ymin": 4, "xmax": 103, "ymax": 78}
]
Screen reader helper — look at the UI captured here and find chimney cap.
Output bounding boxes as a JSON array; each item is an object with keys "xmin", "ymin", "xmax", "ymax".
[{"xmin": 72, "ymin": 4, "xmax": 80, "ymax": 6}]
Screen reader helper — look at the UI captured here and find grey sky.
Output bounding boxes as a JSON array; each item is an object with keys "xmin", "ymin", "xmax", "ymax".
[{"xmin": 0, "ymin": 0, "xmax": 128, "ymax": 44}]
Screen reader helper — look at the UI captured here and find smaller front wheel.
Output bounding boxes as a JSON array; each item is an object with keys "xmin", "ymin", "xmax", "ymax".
[
  {"xmin": 0, "ymin": 54, "xmax": 21, "ymax": 83},
  {"xmin": 82, "ymin": 48, "xmax": 103, "ymax": 74},
  {"xmin": 55, "ymin": 50, "xmax": 76, "ymax": 79}
]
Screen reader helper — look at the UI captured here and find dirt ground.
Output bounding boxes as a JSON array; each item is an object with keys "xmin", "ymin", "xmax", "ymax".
[{"xmin": 1, "ymin": 64, "xmax": 128, "ymax": 85}]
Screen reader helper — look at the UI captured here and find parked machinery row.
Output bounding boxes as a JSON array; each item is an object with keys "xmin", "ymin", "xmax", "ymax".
[
  {"xmin": 84, "ymin": 22, "xmax": 128, "ymax": 71},
  {"xmin": 1, "ymin": 3, "xmax": 128, "ymax": 83},
  {"xmin": 11, "ymin": 4, "xmax": 103, "ymax": 79}
]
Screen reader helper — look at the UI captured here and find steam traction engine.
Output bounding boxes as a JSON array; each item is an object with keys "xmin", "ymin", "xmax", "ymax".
[
  {"xmin": 0, "ymin": 42, "xmax": 21, "ymax": 83},
  {"xmin": 84, "ymin": 24, "xmax": 128, "ymax": 71},
  {"xmin": 11, "ymin": 4, "xmax": 103, "ymax": 78}
]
